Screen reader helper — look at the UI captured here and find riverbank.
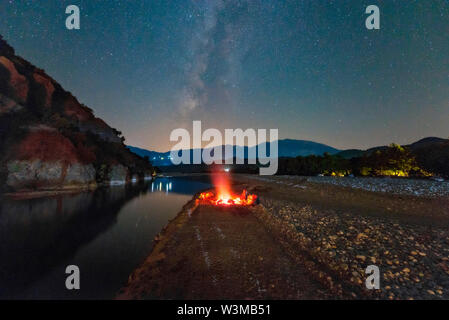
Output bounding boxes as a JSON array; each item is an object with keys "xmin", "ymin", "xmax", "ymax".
[
  {"xmin": 2, "ymin": 176, "xmax": 156, "ymax": 200},
  {"xmin": 119, "ymin": 174, "xmax": 449, "ymax": 300},
  {"xmin": 2, "ymin": 184, "xmax": 98, "ymax": 200},
  {"xmin": 117, "ymin": 185, "xmax": 329, "ymax": 299}
]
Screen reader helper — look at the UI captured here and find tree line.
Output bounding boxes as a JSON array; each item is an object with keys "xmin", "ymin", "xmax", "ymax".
[{"xmin": 277, "ymin": 143, "xmax": 443, "ymax": 178}]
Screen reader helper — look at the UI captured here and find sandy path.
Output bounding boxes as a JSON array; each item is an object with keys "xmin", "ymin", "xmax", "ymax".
[{"xmin": 118, "ymin": 204, "xmax": 326, "ymax": 299}]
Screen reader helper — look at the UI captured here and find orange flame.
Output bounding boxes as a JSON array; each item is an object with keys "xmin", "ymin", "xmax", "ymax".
[
  {"xmin": 198, "ymin": 172, "xmax": 257, "ymax": 206},
  {"xmin": 198, "ymin": 190, "xmax": 257, "ymax": 206},
  {"xmin": 211, "ymin": 171, "xmax": 232, "ymax": 202}
]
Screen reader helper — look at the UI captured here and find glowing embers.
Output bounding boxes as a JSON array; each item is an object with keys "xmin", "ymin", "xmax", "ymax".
[{"xmin": 198, "ymin": 189, "xmax": 257, "ymax": 206}]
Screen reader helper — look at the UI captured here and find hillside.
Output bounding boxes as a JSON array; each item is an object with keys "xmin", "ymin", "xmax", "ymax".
[
  {"xmin": 336, "ymin": 137, "xmax": 449, "ymax": 161},
  {"xmin": 412, "ymin": 138, "xmax": 449, "ymax": 178},
  {"xmin": 276, "ymin": 139, "xmax": 340, "ymax": 157},
  {"xmin": 0, "ymin": 35, "xmax": 153, "ymax": 192},
  {"xmin": 408, "ymin": 137, "xmax": 447, "ymax": 150},
  {"xmin": 126, "ymin": 146, "xmax": 170, "ymax": 166}
]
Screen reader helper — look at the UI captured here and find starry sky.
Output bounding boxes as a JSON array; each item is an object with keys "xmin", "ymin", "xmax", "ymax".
[{"xmin": 1, "ymin": 0, "xmax": 448, "ymax": 151}]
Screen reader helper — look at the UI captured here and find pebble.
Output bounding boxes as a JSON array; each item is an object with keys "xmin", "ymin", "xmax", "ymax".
[{"xmin": 262, "ymin": 197, "xmax": 449, "ymax": 300}]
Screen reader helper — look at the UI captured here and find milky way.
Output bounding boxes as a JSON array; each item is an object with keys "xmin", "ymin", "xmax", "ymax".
[{"xmin": 177, "ymin": 0, "xmax": 254, "ymax": 125}]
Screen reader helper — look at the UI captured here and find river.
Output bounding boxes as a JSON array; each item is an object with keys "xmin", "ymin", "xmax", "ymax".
[{"xmin": 0, "ymin": 177, "xmax": 211, "ymax": 299}]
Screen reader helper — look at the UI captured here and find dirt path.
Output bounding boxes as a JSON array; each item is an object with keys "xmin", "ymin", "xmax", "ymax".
[{"xmin": 118, "ymin": 203, "xmax": 327, "ymax": 299}]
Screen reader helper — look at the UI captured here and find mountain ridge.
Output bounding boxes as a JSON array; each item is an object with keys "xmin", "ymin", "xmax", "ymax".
[
  {"xmin": 128, "ymin": 139, "xmax": 340, "ymax": 166},
  {"xmin": 129, "ymin": 137, "xmax": 448, "ymax": 166}
]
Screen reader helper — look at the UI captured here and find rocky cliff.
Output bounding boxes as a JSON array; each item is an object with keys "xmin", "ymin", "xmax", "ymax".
[{"xmin": 0, "ymin": 35, "xmax": 153, "ymax": 192}]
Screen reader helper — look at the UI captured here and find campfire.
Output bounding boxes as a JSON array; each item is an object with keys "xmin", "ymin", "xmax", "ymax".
[
  {"xmin": 197, "ymin": 172, "xmax": 257, "ymax": 206},
  {"xmin": 198, "ymin": 189, "xmax": 257, "ymax": 206}
]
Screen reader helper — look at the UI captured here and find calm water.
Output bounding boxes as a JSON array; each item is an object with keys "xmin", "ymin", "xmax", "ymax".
[{"xmin": 0, "ymin": 177, "xmax": 211, "ymax": 299}]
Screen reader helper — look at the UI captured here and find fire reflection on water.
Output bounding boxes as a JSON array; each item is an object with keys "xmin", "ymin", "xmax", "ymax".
[{"xmin": 151, "ymin": 181, "xmax": 173, "ymax": 193}]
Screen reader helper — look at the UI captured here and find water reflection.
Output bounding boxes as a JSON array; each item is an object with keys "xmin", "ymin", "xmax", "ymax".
[
  {"xmin": 152, "ymin": 180, "xmax": 172, "ymax": 193},
  {"xmin": 0, "ymin": 177, "xmax": 211, "ymax": 299},
  {"xmin": 150, "ymin": 177, "xmax": 205, "ymax": 195}
]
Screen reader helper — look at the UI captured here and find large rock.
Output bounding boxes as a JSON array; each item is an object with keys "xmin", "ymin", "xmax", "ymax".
[
  {"xmin": 7, "ymin": 160, "xmax": 61, "ymax": 189},
  {"xmin": 6, "ymin": 160, "xmax": 96, "ymax": 190}
]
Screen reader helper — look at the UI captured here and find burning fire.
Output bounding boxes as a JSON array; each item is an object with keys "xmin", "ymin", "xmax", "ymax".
[
  {"xmin": 198, "ymin": 189, "xmax": 257, "ymax": 206},
  {"xmin": 198, "ymin": 172, "xmax": 257, "ymax": 206}
]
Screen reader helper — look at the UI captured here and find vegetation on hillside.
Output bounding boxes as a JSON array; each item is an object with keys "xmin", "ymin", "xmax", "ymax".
[
  {"xmin": 278, "ymin": 143, "xmax": 437, "ymax": 178},
  {"xmin": 414, "ymin": 140, "xmax": 449, "ymax": 178}
]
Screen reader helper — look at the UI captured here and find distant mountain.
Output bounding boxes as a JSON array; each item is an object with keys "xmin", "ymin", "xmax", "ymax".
[
  {"xmin": 129, "ymin": 136, "xmax": 449, "ymax": 167},
  {"xmin": 336, "ymin": 137, "xmax": 449, "ymax": 160},
  {"xmin": 364, "ymin": 137, "xmax": 449, "ymax": 156},
  {"xmin": 408, "ymin": 137, "xmax": 447, "ymax": 150},
  {"xmin": 276, "ymin": 139, "xmax": 340, "ymax": 157},
  {"xmin": 128, "ymin": 139, "xmax": 340, "ymax": 166},
  {"xmin": 0, "ymin": 35, "xmax": 153, "ymax": 192},
  {"xmin": 126, "ymin": 146, "xmax": 172, "ymax": 166},
  {"xmin": 126, "ymin": 146, "xmax": 167, "ymax": 161}
]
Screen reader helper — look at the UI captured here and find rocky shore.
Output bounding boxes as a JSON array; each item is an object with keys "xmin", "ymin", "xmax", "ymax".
[
  {"xmin": 258, "ymin": 199, "xmax": 449, "ymax": 299},
  {"xmin": 306, "ymin": 176, "xmax": 449, "ymax": 197},
  {"xmin": 236, "ymin": 174, "xmax": 449, "ymax": 299}
]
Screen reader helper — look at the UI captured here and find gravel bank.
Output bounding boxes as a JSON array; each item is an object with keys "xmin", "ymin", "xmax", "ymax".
[
  {"xmin": 260, "ymin": 198, "xmax": 449, "ymax": 299},
  {"xmin": 307, "ymin": 176, "xmax": 449, "ymax": 197},
  {"xmin": 250, "ymin": 175, "xmax": 449, "ymax": 197}
]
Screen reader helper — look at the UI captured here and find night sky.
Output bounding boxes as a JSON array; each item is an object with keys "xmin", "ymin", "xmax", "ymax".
[{"xmin": 1, "ymin": 0, "xmax": 448, "ymax": 151}]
